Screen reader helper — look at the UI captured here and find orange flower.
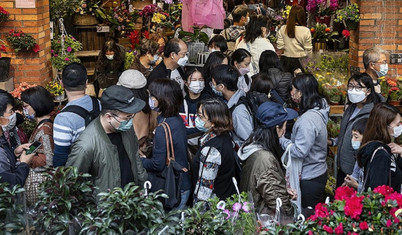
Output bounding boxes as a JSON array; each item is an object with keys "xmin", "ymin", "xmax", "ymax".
[
  {"xmin": 311, "ymin": 28, "xmax": 315, "ymax": 33},
  {"xmin": 325, "ymin": 28, "xmax": 331, "ymax": 33}
]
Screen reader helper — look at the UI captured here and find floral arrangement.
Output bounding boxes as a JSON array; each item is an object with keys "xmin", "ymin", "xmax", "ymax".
[
  {"xmin": 49, "ymin": 0, "xmax": 81, "ymax": 21},
  {"xmin": 0, "ymin": 6, "xmax": 9, "ymax": 23},
  {"xmin": 170, "ymin": 3, "xmax": 183, "ymax": 26},
  {"xmin": 327, "ymin": 119, "xmax": 341, "ymax": 138},
  {"xmin": 306, "ymin": 0, "xmax": 338, "ymax": 17},
  {"xmin": 310, "ymin": 23, "xmax": 339, "ymax": 43},
  {"xmin": 6, "ymin": 30, "xmax": 39, "ymax": 53},
  {"xmin": 11, "ymin": 82, "xmax": 37, "ymax": 99},
  {"xmin": 75, "ymin": 0, "xmax": 105, "ymax": 18},
  {"xmin": 124, "ymin": 51, "xmax": 136, "ymax": 70},
  {"xmin": 102, "ymin": 2, "xmax": 138, "ymax": 37},
  {"xmin": 50, "ymin": 35, "xmax": 82, "ymax": 70},
  {"xmin": 385, "ymin": 78, "xmax": 401, "ymax": 102},
  {"xmin": 322, "ymin": 83, "xmax": 346, "ymax": 104},
  {"xmin": 139, "ymin": 4, "xmax": 162, "ymax": 18},
  {"xmin": 334, "ymin": 3, "xmax": 360, "ymax": 23},
  {"xmin": 282, "ymin": 5, "xmax": 292, "ymax": 19},
  {"xmin": 46, "ymin": 80, "xmax": 65, "ymax": 97},
  {"xmin": 128, "ymin": 29, "xmax": 149, "ymax": 51}
]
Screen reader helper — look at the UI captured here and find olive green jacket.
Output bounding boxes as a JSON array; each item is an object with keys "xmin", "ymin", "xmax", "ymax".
[{"xmin": 66, "ymin": 117, "xmax": 148, "ymax": 195}]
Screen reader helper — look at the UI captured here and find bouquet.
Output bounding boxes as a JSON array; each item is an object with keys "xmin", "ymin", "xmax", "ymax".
[{"xmin": 6, "ymin": 30, "xmax": 39, "ymax": 53}]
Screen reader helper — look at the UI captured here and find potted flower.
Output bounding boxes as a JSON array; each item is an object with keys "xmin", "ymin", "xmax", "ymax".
[
  {"xmin": 6, "ymin": 30, "xmax": 39, "ymax": 53},
  {"xmin": 46, "ymin": 80, "xmax": 65, "ymax": 100},
  {"xmin": 100, "ymin": 2, "xmax": 138, "ymax": 38},
  {"xmin": 0, "ymin": 6, "xmax": 9, "ymax": 23},
  {"xmin": 73, "ymin": 0, "xmax": 106, "ymax": 26},
  {"xmin": 386, "ymin": 78, "xmax": 401, "ymax": 105},
  {"xmin": 334, "ymin": 3, "xmax": 360, "ymax": 30},
  {"xmin": 310, "ymin": 23, "xmax": 339, "ymax": 51},
  {"xmin": 306, "ymin": 0, "xmax": 338, "ymax": 25},
  {"xmin": 50, "ymin": 34, "xmax": 82, "ymax": 71}
]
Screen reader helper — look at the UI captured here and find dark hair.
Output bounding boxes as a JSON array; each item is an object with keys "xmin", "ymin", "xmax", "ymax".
[
  {"xmin": 138, "ymin": 38, "xmax": 160, "ymax": 56},
  {"xmin": 99, "ymin": 40, "xmax": 124, "ymax": 67},
  {"xmin": 361, "ymin": 103, "xmax": 401, "ymax": 147},
  {"xmin": 164, "ymin": 38, "xmax": 182, "ymax": 58},
  {"xmin": 62, "ymin": 63, "xmax": 87, "ymax": 91},
  {"xmin": 347, "ymin": 73, "xmax": 380, "ymax": 105},
  {"xmin": 211, "ymin": 64, "xmax": 239, "ymax": 91},
  {"xmin": 232, "ymin": 5, "xmax": 248, "ymax": 22},
  {"xmin": 208, "ymin": 35, "xmax": 228, "ymax": 53},
  {"xmin": 242, "ymin": 125, "xmax": 284, "ymax": 167},
  {"xmin": 203, "ymin": 51, "xmax": 228, "ymax": 83},
  {"xmin": 285, "ymin": 5, "xmax": 306, "ymax": 38},
  {"xmin": 249, "ymin": 73, "xmax": 272, "ymax": 94},
  {"xmin": 149, "ymin": 79, "xmax": 183, "ymax": 117},
  {"xmin": 184, "ymin": 67, "xmax": 204, "ymax": 83},
  {"xmin": 21, "ymin": 86, "xmax": 55, "ymax": 118},
  {"xmin": 352, "ymin": 118, "xmax": 368, "ymax": 135},
  {"xmin": 0, "ymin": 89, "xmax": 15, "ymax": 116},
  {"xmin": 259, "ymin": 50, "xmax": 281, "ymax": 72},
  {"xmin": 244, "ymin": 15, "xmax": 270, "ymax": 43},
  {"xmin": 292, "ymin": 73, "xmax": 325, "ymax": 114},
  {"xmin": 131, "ymin": 87, "xmax": 151, "ymax": 114},
  {"xmin": 197, "ymin": 98, "xmax": 233, "ymax": 136},
  {"xmin": 231, "ymin": 48, "xmax": 252, "ymax": 66}
]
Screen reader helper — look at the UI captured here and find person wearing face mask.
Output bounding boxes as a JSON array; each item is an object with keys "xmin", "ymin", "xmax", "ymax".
[
  {"xmin": 130, "ymin": 39, "xmax": 160, "ymax": 78},
  {"xmin": 66, "ymin": 85, "xmax": 148, "ymax": 195},
  {"xmin": 363, "ymin": 47, "xmax": 389, "ymax": 95},
  {"xmin": 342, "ymin": 118, "xmax": 369, "ymax": 192},
  {"xmin": 331, "ymin": 74, "xmax": 381, "ymax": 188},
  {"xmin": 207, "ymin": 35, "xmax": 228, "ymax": 54},
  {"xmin": 231, "ymin": 48, "xmax": 252, "ymax": 93},
  {"xmin": 0, "ymin": 89, "xmax": 35, "ymax": 188},
  {"xmin": 2, "ymin": 102, "xmax": 27, "ymax": 153},
  {"xmin": 191, "ymin": 98, "xmax": 238, "ymax": 203},
  {"xmin": 95, "ymin": 40, "xmax": 126, "ymax": 94},
  {"xmin": 202, "ymin": 51, "xmax": 229, "ymax": 97},
  {"xmin": 148, "ymin": 38, "xmax": 188, "ymax": 95},
  {"xmin": 236, "ymin": 15, "xmax": 275, "ymax": 76},
  {"xmin": 357, "ymin": 103, "xmax": 402, "ymax": 193},
  {"xmin": 143, "ymin": 79, "xmax": 191, "ymax": 210}
]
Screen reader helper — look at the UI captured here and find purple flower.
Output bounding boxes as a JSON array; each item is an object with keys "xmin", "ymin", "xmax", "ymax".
[
  {"xmin": 232, "ymin": 202, "xmax": 242, "ymax": 212},
  {"xmin": 223, "ymin": 209, "xmax": 230, "ymax": 219},
  {"xmin": 50, "ymin": 49, "xmax": 54, "ymax": 54},
  {"xmin": 242, "ymin": 202, "xmax": 250, "ymax": 213},
  {"xmin": 66, "ymin": 47, "xmax": 72, "ymax": 52}
]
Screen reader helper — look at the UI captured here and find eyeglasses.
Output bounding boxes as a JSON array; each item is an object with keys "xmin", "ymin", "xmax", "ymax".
[
  {"xmin": 110, "ymin": 113, "xmax": 135, "ymax": 122},
  {"xmin": 373, "ymin": 60, "xmax": 387, "ymax": 65},
  {"xmin": 197, "ymin": 112, "xmax": 209, "ymax": 121},
  {"xmin": 347, "ymin": 84, "xmax": 366, "ymax": 91}
]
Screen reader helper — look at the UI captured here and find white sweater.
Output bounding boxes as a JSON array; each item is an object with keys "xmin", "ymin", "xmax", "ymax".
[{"xmin": 277, "ymin": 25, "xmax": 312, "ymax": 58}]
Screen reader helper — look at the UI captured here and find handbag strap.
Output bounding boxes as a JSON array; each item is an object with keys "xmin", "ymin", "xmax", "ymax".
[
  {"xmin": 360, "ymin": 146, "xmax": 386, "ymax": 192},
  {"xmin": 195, "ymin": 146, "xmax": 212, "ymax": 201},
  {"xmin": 159, "ymin": 122, "xmax": 175, "ymax": 166},
  {"xmin": 159, "ymin": 122, "xmax": 171, "ymax": 166}
]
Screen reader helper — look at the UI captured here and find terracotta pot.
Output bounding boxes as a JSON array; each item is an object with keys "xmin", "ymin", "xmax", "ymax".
[
  {"xmin": 388, "ymin": 100, "xmax": 401, "ymax": 106},
  {"xmin": 315, "ymin": 15, "xmax": 331, "ymax": 26}
]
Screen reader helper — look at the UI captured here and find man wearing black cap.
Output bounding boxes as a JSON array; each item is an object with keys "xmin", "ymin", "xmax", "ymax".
[{"xmin": 66, "ymin": 85, "xmax": 148, "ymax": 193}]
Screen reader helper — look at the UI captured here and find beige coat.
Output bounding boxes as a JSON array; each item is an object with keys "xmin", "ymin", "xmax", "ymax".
[{"xmin": 277, "ymin": 25, "xmax": 312, "ymax": 58}]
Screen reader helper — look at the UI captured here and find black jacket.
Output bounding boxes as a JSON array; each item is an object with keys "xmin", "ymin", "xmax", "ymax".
[
  {"xmin": 147, "ymin": 61, "xmax": 185, "ymax": 87},
  {"xmin": 264, "ymin": 68, "xmax": 292, "ymax": 103},
  {"xmin": 358, "ymin": 141, "xmax": 402, "ymax": 192}
]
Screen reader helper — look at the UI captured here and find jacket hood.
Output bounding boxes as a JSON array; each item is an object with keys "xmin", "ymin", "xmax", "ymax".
[
  {"xmin": 358, "ymin": 141, "xmax": 391, "ymax": 167},
  {"xmin": 309, "ymin": 98, "xmax": 330, "ymax": 124},
  {"xmin": 238, "ymin": 144, "xmax": 263, "ymax": 161},
  {"xmin": 227, "ymin": 89, "xmax": 246, "ymax": 109}
]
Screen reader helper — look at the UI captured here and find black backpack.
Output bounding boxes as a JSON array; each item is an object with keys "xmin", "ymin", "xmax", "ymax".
[{"xmin": 60, "ymin": 96, "xmax": 100, "ymax": 126}]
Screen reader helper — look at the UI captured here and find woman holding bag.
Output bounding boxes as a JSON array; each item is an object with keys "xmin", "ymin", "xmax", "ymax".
[{"xmin": 142, "ymin": 79, "xmax": 190, "ymax": 210}]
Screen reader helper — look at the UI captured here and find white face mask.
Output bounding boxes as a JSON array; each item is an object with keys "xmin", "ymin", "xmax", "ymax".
[
  {"xmin": 348, "ymin": 89, "xmax": 367, "ymax": 104},
  {"xmin": 177, "ymin": 55, "xmax": 188, "ymax": 67},
  {"xmin": 106, "ymin": 55, "xmax": 114, "ymax": 60},
  {"xmin": 1, "ymin": 113, "xmax": 16, "ymax": 132},
  {"xmin": 392, "ymin": 125, "xmax": 402, "ymax": 138},
  {"xmin": 188, "ymin": 81, "xmax": 205, "ymax": 94},
  {"xmin": 209, "ymin": 48, "xmax": 217, "ymax": 53}
]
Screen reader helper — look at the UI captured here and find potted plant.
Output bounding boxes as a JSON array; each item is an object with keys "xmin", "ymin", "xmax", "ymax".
[
  {"xmin": 386, "ymin": 78, "xmax": 401, "ymax": 105},
  {"xmin": 6, "ymin": 30, "xmax": 39, "ymax": 53},
  {"xmin": 310, "ymin": 23, "xmax": 339, "ymax": 51},
  {"xmin": 100, "ymin": 2, "xmax": 138, "ymax": 38},
  {"xmin": 0, "ymin": 6, "xmax": 9, "ymax": 23},
  {"xmin": 50, "ymin": 34, "xmax": 82, "ymax": 71},
  {"xmin": 0, "ymin": 182, "xmax": 26, "ymax": 234},
  {"xmin": 73, "ymin": 0, "xmax": 106, "ymax": 26},
  {"xmin": 306, "ymin": 0, "xmax": 338, "ymax": 25},
  {"xmin": 46, "ymin": 80, "xmax": 65, "ymax": 100},
  {"xmin": 178, "ymin": 26, "xmax": 209, "ymax": 63},
  {"xmin": 334, "ymin": 3, "xmax": 360, "ymax": 30}
]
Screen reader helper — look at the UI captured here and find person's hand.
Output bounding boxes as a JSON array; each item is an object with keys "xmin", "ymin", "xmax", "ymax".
[
  {"xmin": 14, "ymin": 143, "xmax": 31, "ymax": 157},
  {"xmin": 327, "ymin": 139, "xmax": 332, "ymax": 146},
  {"xmin": 344, "ymin": 174, "xmax": 358, "ymax": 189},
  {"xmin": 287, "ymin": 188, "xmax": 297, "ymax": 200},
  {"xmin": 20, "ymin": 151, "xmax": 35, "ymax": 164},
  {"xmin": 388, "ymin": 143, "xmax": 402, "ymax": 155}
]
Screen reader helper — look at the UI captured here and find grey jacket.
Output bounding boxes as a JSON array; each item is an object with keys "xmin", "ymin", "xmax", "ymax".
[
  {"xmin": 227, "ymin": 89, "xmax": 254, "ymax": 147},
  {"xmin": 336, "ymin": 103, "xmax": 374, "ymax": 175},
  {"xmin": 280, "ymin": 100, "xmax": 329, "ymax": 180},
  {"xmin": 66, "ymin": 117, "xmax": 148, "ymax": 195}
]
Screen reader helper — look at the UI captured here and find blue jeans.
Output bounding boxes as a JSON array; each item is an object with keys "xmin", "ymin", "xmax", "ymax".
[{"xmin": 174, "ymin": 190, "xmax": 190, "ymax": 210}]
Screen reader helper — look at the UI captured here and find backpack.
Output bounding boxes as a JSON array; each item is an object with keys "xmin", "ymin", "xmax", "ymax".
[{"xmin": 60, "ymin": 96, "xmax": 100, "ymax": 126}]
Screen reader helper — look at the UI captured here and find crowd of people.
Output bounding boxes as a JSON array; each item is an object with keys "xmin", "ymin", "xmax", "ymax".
[{"xmin": 0, "ymin": 4, "xmax": 401, "ymax": 221}]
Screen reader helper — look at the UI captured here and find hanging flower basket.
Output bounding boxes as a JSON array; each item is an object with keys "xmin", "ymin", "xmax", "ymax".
[
  {"xmin": 345, "ymin": 20, "xmax": 359, "ymax": 30},
  {"xmin": 315, "ymin": 15, "xmax": 331, "ymax": 25}
]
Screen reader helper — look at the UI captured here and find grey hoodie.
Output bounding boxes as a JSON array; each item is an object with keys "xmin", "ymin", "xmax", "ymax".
[
  {"xmin": 280, "ymin": 100, "xmax": 330, "ymax": 180},
  {"xmin": 238, "ymin": 144, "xmax": 263, "ymax": 161}
]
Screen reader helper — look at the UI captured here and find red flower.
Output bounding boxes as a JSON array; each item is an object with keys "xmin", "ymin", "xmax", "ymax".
[
  {"xmin": 386, "ymin": 219, "xmax": 392, "ymax": 227},
  {"xmin": 143, "ymin": 30, "xmax": 150, "ymax": 39},
  {"xmin": 323, "ymin": 225, "xmax": 333, "ymax": 234},
  {"xmin": 344, "ymin": 195, "xmax": 364, "ymax": 219},
  {"xmin": 335, "ymin": 223, "xmax": 343, "ymax": 234},
  {"xmin": 385, "ymin": 192, "xmax": 402, "ymax": 206},
  {"xmin": 325, "ymin": 28, "xmax": 331, "ymax": 33},
  {"xmin": 342, "ymin": 29, "xmax": 350, "ymax": 38},
  {"xmin": 0, "ymin": 45, "xmax": 6, "ymax": 52},
  {"xmin": 309, "ymin": 203, "xmax": 329, "ymax": 221},
  {"xmin": 310, "ymin": 28, "xmax": 315, "ymax": 33},
  {"xmin": 335, "ymin": 186, "xmax": 356, "ymax": 201},
  {"xmin": 374, "ymin": 185, "xmax": 394, "ymax": 196},
  {"xmin": 33, "ymin": 44, "xmax": 40, "ymax": 53},
  {"xmin": 359, "ymin": 221, "xmax": 368, "ymax": 230}
]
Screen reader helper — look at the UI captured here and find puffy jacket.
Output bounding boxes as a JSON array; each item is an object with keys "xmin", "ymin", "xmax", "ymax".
[
  {"xmin": 264, "ymin": 68, "xmax": 292, "ymax": 103},
  {"xmin": 66, "ymin": 117, "xmax": 148, "ymax": 194},
  {"xmin": 238, "ymin": 144, "xmax": 293, "ymax": 216}
]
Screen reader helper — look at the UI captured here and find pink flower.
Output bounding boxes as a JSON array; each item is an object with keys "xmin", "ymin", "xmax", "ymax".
[
  {"xmin": 67, "ymin": 47, "xmax": 72, "ymax": 52},
  {"xmin": 242, "ymin": 202, "xmax": 250, "ymax": 213},
  {"xmin": 384, "ymin": 192, "xmax": 402, "ymax": 207},
  {"xmin": 64, "ymin": 57, "xmax": 70, "ymax": 61},
  {"xmin": 386, "ymin": 219, "xmax": 392, "ymax": 227},
  {"xmin": 323, "ymin": 225, "xmax": 333, "ymax": 234},
  {"xmin": 50, "ymin": 49, "xmax": 54, "ymax": 54},
  {"xmin": 359, "ymin": 221, "xmax": 368, "ymax": 230},
  {"xmin": 232, "ymin": 202, "xmax": 241, "ymax": 212},
  {"xmin": 308, "ymin": 231, "xmax": 313, "ymax": 235},
  {"xmin": 344, "ymin": 195, "xmax": 364, "ymax": 219},
  {"xmin": 335, "ymin": 186, "xmax": 356, "ymax": 201},
  {"xmin": 335, "ymin": 223, "xmax": 343, "ymax": 234},
  {"xmin": 54, "ymin": 53, "xmax": 58, "ymax": 57},
  {"xmin": 373, "ymin": 185, "xmax": 394, "ymax": 196},
  {"xmin": 223, "ymin": 209, "xmax": 230, "ymax": 219}
]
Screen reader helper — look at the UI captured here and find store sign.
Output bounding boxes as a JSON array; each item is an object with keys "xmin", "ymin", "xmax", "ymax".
[
  {"xmin": 97, "ymin": 25, "xmax": 110, "ymax": 33},
  {"xmin": 16, "ymin": 0, "xmax": 35, "ymax": 8}
]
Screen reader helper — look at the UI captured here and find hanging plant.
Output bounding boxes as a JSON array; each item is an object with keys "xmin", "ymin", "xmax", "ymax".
[
  {"xmin": 6, "ymin": 30, "xmax": 39, "ymax": 53},
  {"xmin": 0, "ymin": 6, "xmax": 9, "ymax": 23}
]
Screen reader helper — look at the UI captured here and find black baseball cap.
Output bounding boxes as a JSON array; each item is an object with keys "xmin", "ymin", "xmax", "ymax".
[{"xmin": 101, "ymin": 85, "xmax": 145, "ymax": 114}]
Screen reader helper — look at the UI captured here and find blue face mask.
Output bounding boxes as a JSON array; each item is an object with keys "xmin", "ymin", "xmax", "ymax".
[
  {"xmin": 210, "ymin": 82, "xmax": 223, "ymax": 97},
  {"xmin": 23, "ymin": 107, "xmax": 35, "ymax": 120},
  {"xmin": 116, "ymin": 118, "xmax": 133, "ymax": 132},
  {"xmin": 351, "ymin": 140, "xmax": 361, "ymax": 150},
  {"xmin": 374, "ymin": 63, "xmax": 388, "ymax": 77},
  {"xmin": 148, "ymin": 96, "xmax": 160, "ymax": 112},
  {"xmin": 195, "ymin": 116, "xmax": 209, "ymax": 132}
]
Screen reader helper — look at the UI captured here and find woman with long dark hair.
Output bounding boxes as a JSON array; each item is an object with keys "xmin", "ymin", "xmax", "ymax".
[
  {"xmin": 202, "ymin": 51, "xmax": 228, "ymax": 97},
  {"xmin": 357, "ymin": 103, "xmax": 402, "ymax": 192},
  {"xmin": 231, "ymin": 48, "xmax": 252, "ymax": 92},
  {"xmin": 280, "ymin": 73, "xmax": 329, "ymax": 217},
  {"xmin": 239, "ymin": 101, "xmax": 297, "ymax": 216},
  {"xmin": 277, "ymin": 5, "xmax": 312, "ymax": 74}
]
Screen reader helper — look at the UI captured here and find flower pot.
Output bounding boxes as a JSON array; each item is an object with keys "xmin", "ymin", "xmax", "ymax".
[
  {"xmin": 187, "ymin": 42, "xmax": 206, "ymax": 64},
  {"xmin": 73, "ymin": 13, "xmax": 99, "ymax": 26},
  {"xmin": 314, "ymin": 42, "xmax": 327, "ymax": 52},
  {"xmin": 315, "ymin": 16, "xmax": 331, "ymax": 26},
  {"xmin": 345, "ymin": 20, "xmax": 359, "ymax": 30},
  {"xmin": 388, "ymin": 100, "xmax": 401, "ymax": 106},
  {"xmin": 0, "ymin": 57, "xmax": 11, "ymax": 82}
]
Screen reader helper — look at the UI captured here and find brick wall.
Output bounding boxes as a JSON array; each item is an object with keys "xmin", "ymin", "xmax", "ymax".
[
  {"xmin": 1, "ymin": 0, "xmax": 51, "ymax": 88},
  {"xmin": 349, "ymin": 0, "xmax": 402, "ymax": 77}
]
